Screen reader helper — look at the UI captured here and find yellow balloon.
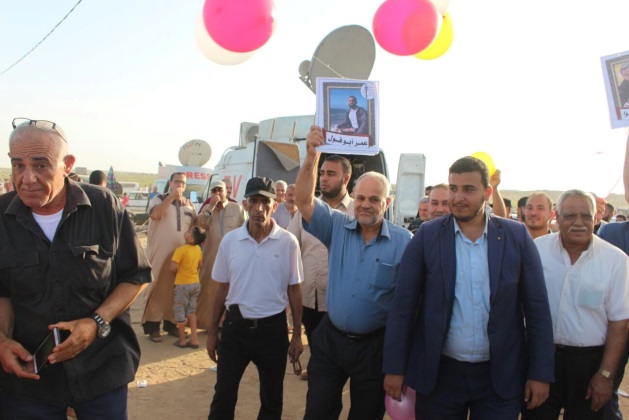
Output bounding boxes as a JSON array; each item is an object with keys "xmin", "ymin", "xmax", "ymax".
[
  {"xmin": 470, "ymin": 152, "xmax": 496, "ymax": 176},
  {"xmin": 415, "ymin": 12, "xmax": 453, "ymax": 60}
]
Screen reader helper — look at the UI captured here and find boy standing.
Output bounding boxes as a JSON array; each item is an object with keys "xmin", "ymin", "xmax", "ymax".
[{"xmin": 170, "ymin": 226, "xmax": 206, "ymax": 349}]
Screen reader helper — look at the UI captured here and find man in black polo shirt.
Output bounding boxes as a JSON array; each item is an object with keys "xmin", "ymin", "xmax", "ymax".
[{"xmin": 0, "ymin": 118, "xmax": 151, "ymax": 418}]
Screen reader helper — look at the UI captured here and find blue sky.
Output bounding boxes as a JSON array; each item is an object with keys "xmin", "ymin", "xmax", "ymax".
[{"xmin": 1, "ymin": 0, "xmax": 629, "ymax": 196}]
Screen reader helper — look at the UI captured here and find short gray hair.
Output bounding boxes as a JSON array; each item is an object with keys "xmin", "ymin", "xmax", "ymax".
[
  {"xmin": 275, "ymin": 180, "xmax": 287, "ymax": 189},
  {"xmin": 556, "ymin": 189, "xmax": 595, "ymax": 216},
  {"xmin": 354, "ymin": 171, "xmax": 391, "ymax": 197},
  {"xmin": 10, "ymin": 122, "xmax": 67, "ymax": 148}
]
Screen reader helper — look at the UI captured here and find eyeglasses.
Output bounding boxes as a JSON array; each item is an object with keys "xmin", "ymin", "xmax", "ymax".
[{"xmin": 12, "ymin": 118, "xmax": 67, "ymax": 143}]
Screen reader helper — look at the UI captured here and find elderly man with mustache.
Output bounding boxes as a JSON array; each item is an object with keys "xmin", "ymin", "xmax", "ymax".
[{"xmin": 523, "ymin": 190, "xmax": 629, "ymax": 420}]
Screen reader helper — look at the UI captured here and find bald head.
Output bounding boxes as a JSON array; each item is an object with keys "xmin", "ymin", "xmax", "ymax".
[{"xmin": 10, "ymin": 124, "xmax": 68, "ymax": 157}]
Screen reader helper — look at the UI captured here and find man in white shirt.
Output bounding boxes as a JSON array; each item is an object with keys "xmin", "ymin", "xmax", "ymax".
[
  {"xmin": 524, "ymin": 189, "xmax": 629, "ymax": 419},
  {"xmin": 206, "ymin": 177, "xmax": 303, "ymax": 420}
]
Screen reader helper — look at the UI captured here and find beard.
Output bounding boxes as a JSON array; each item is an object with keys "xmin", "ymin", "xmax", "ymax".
[
  {"xmin": 451, "ymin": 201, "xmax": 485, "ymax": 223},
  {"xmin": 320, "ymin": 183, "xmax": 343, "ymax": 200}
]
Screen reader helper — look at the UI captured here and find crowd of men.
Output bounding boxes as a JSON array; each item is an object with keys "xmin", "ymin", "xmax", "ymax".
[{"xmin": 1, "ymin": 119, "xmax": 629, "ymax": 420}]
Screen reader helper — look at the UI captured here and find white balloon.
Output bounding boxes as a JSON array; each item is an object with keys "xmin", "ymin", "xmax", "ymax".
[
  {"xmin": 194, "ymin": 15, "xmax": 256, "ymax": 66},
  {"xmin": 429, "ymin": 0, "xmax": 450, "ymax": 14}
]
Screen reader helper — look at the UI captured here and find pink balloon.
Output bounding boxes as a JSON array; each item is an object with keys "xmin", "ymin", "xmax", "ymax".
[
  {"xmin": 373, "ymin": 0, "xmax": 440, "ymax": 56},
  {"xmin": 203, "ymin": 0, "xmax": 274, "ymax": 53},
  {"xmin": 385, "ymin": 388, "xmax": 416, "ymax": 420},
  {"xmin": 194, "ymin": 16, "xmax": 256, "ymax": 66}
]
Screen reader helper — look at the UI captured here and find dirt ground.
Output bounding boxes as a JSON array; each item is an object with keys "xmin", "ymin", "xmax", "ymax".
[
  {"xmin": 127, "ymin": 233, "xmax": 629, "ymax": 420},
  {"xmin": 127, "ymin": 295, "xmax": 322, "ymax": 420}
]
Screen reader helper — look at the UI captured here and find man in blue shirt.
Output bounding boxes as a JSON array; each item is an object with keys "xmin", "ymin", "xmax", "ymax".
[
  {"xmin": 296, "ymin": 125, "xmax": 412, "ymax": 419},
  {"xmin": 599, "ymin": 132, "xmax": 629, "ymax": 420},
  {"xmin": 383, "ymin": 156, "xmax": 554, "ymax": 419}
]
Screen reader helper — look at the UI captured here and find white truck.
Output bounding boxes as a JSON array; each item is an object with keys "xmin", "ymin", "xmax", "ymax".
[{"xmin": 200, "ymin": 115, "xmax": 426, "ymax": 226}]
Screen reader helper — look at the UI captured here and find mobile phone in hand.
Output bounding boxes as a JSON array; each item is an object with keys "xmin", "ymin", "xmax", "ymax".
[{"xmin": 33, "ymin": 328, "xmax": 68, "ymax": 374}]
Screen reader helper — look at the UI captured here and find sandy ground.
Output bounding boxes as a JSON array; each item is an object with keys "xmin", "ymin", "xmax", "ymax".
[
  {"xmin": 127, "ymin": 233, "xmax": 629, "ymax": 420},
  {"xmin": 127, "ymin": 296, "xmax": 321, "ymax": 420}
]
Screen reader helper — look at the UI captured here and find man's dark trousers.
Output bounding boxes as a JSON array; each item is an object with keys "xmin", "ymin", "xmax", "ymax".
[
  {"xmin": 2, "ymin": 385, "xmax": 128, "ymax": 419},
  {"xmin": 304, "ymin": 315, "xmax": 386, "ymax": 420},
  {"xmin": 415, "ymin": 356, "xmax": 522, "ymax": 419},
  {"xmin": 209, "ymin": 311, "xmax": 288, "ymax": 420}
]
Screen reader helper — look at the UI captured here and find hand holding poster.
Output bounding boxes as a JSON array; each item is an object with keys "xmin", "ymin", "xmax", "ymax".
[
  {"xmin": 601, "ymin": 50, "xmax": 629, "ymax": 129},
  {"xmin": 315, "ymin": 78, "xmax": 379, "ymax": 155}
]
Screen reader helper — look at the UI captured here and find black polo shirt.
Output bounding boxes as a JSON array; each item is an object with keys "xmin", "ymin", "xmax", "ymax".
[{"xmin": 0, "ymin": 180, "xmax": 151, "ymax": 404}]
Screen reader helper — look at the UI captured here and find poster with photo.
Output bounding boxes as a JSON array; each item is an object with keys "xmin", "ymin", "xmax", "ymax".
[
  {"xmin": 315, "ymin": 78, "xmax": 379, "ymax": 155},
  {"xmin": 601, "ymin": 50, "xmax": 629, "ymax": 129}
]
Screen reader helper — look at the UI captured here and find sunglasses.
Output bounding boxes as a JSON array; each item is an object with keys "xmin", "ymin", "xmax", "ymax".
[{"xmin": 12, "ymin": 118, "xmax": 67, "ymax": 143}]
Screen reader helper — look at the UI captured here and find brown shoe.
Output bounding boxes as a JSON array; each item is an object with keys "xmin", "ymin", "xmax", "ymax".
[
  {"xmin": 299, "ymin": 370, "xmax": 308, "ymax": 381},
  {"xmin": 149, "ymin": 331, "xmax": 162, "ymax": 343}
]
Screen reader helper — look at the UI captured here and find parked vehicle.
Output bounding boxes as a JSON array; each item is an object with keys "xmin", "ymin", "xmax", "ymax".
[
  {"xmin": 125, "ymin": 191, "xmax": 149, "ymax": 213},
  {"xmin": 199, "ymin": 115, "xmax": 426, "ymax": 225},
  {"xmin": 119, "ymin": 182, "xmax": 141, "ymax": 194}
]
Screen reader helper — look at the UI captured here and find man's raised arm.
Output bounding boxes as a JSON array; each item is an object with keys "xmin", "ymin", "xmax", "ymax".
[
  {"xmin": 622, "ymin": 131, "xmax": 629, "ymax": 203},
  {"xmin": 295, "ymin": 125, "xmax": 324, "ymax": 223}
]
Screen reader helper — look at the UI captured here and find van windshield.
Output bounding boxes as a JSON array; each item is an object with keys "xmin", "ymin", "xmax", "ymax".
[{"xmin": 185, "ymin": 185, "xmax": 204, "ymax": 203}]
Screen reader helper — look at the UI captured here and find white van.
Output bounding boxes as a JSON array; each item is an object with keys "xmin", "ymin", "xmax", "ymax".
[
  {"xmin": 119, "ymin": 182, "xmax": 140, "ymax": 193},
  {"xmin": 126, "ymin": 191, "xmax": 150, "ymax": 213},
  {"xmin": 200, "ymin": 115, "xmax": 426, "ymax": 226}
]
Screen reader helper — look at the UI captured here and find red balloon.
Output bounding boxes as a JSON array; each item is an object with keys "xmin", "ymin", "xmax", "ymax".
[
  {"xmin": 373, "ymin": 0, "xmax": 440, "ymax": 56},
  {"xmin": 203, "ymin": 0, "xmax": 274, "ymax": 53},
  {"xmin": 385, "ymin": 387, "xmax": 416, "ymax": 420}
]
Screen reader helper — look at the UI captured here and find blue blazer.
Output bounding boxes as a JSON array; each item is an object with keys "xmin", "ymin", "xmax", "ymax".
[
  {"xmin": 599, "ymin": 222, "xmax": 629, "ymax": 255},
  {"xmin": 383, "ymin": 214, "xmax": 555, "ymax": 398}
]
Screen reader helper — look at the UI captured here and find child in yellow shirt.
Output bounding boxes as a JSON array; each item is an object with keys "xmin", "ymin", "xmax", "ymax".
[{"xmin": 170, "ymin": 226, "xmax": 206, "ymax": 348}]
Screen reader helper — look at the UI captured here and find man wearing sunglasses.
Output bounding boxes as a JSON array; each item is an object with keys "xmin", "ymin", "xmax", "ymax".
[{"xmin": 0, "ymin": 119, "xmax": 151, "ymax": 419}]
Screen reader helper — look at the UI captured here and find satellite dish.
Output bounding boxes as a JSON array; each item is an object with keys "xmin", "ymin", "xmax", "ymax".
[
  {"xmin": 299, "ymin": 25, "xmax": 376, "ymax": 94},
  {"xmin": 298, "ymin": 60, "xmax": 311, "ymax": 77},
  {"xmin": 239, "ymin": 122, "xmax": 259, "ymax": 147},
  {"xmin": 179, "ymin": 139, "xmax": 212, "ymax": 166}
]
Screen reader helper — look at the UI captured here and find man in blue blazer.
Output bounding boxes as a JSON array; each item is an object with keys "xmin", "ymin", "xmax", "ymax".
[
  {"xmin": 383, "ymin": 156, "xmax": 555, "ymax": 418},
  {"xmin": 598, "ymin": 221, "xmax": 629, "ymax": 420}
]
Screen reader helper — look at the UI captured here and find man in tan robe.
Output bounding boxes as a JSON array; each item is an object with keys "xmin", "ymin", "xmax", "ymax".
[
  {"xmin": 196, "ymin": 180, "xmax": 246, "ymax": 330},
  {"xmin": 142, "ymin": 172, "xmax": 196, "ymax": 341}
]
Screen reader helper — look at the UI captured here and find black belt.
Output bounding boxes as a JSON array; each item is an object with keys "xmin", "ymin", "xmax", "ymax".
[
  {"xmin": 555, "ymin": 344, "xmax": 604, "ymax": 354},
  {"xmin": 328, "ymin": 320, "xmax": 384, "ymax": 341},
  {"xmin": 226, "ymin": 310, "xmax": 285, "ymax": 329}
]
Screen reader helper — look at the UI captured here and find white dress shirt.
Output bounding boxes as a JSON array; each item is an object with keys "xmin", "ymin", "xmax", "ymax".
[{"xmin": 535, "ymin": 233, "xmax": 629, "ymax": 346}]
